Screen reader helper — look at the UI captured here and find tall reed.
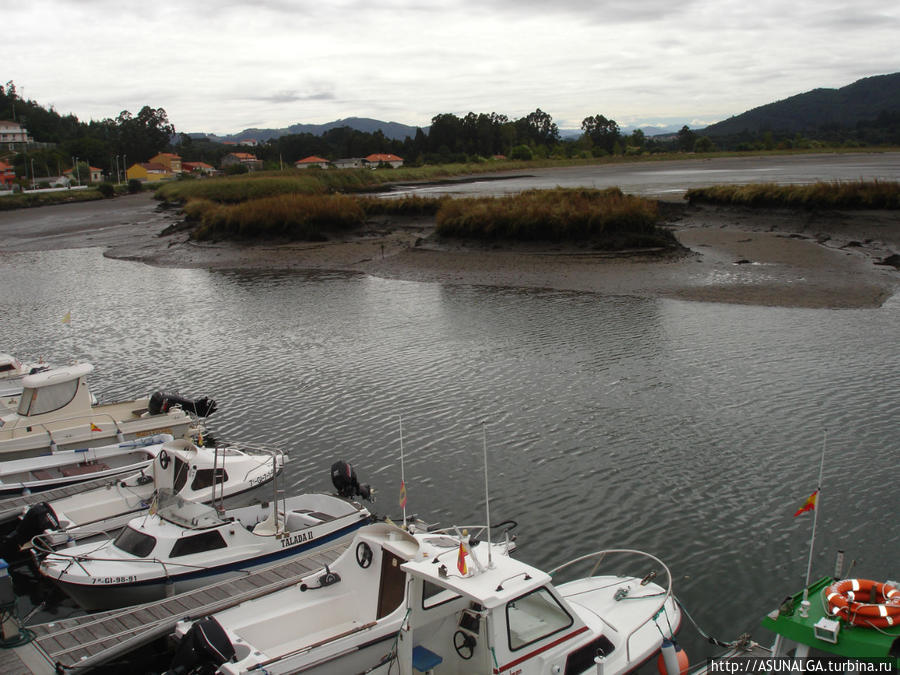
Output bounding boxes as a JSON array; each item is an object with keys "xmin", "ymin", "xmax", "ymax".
[{"xmin": 685, "ymin": 180, "xmax": 900, "ymax": 209}]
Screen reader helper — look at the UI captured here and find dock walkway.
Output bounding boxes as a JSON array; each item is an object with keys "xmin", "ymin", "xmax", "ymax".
[{"xmin": 2, "ymin": 541, "xmax": 345, "ymax": 673}]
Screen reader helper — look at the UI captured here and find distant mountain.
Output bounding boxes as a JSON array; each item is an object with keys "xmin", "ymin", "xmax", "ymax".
[
  {"xmin": 701, "ymin": 73, "xmax": 900, "ymax": 136},
  {"xmin": 194, "ymin": 117, "xmax": 424, "ymax": 143}
]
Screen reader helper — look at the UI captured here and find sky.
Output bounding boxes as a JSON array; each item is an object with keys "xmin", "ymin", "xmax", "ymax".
[{"xmin": 5, "ymin": 0, "xmax": 899, "ymax": 136}]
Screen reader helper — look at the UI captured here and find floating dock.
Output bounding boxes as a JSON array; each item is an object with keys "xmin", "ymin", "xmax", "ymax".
[{"xmin": 1, "ymin": 541, "xmax": 345, "ymax": 674}]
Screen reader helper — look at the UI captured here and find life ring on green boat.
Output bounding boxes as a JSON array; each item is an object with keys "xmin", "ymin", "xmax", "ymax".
[{"xmin": 825, "ymin": 578, "xmax": 900, "ymax": 628}]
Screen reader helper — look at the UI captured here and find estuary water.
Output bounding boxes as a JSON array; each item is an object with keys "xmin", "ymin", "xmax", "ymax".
[{"xmin": 1, "ymin": 244, "xmax": 897, "ymax": 661}]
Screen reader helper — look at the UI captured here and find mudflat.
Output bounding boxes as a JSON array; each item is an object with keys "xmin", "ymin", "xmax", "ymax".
[{"xmin": 0, "ymin": 189, "xmax": 897, "ymax": 309}]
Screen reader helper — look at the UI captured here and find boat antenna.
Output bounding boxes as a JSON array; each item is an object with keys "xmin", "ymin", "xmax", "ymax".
[
  {"xmin": 802, "ymin": 430, "xmax": 827, "ymax": 607},
  {"xmin": 483, "ymin": 421, "xmax": 493, "ymax": 569},
  {"xmin": 399, "ymin": 415, "xmax": 407, "ymax": 528}
]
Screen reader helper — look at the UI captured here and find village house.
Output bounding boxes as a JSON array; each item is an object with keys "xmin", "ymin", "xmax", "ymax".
[
  {"xmin": 0, "ymin": 120, "xmax": 33, "ymax": 149},
  {"xmin": 363, "ymin": 153, "xmax": 404, "ymax": 168},
  {"xmin": 294, "ymin": 156, "xmax": 330, "ymax": 169},
  {"xmin": 126, "ymin": 162, "xmax": 173, "ymax": 182},
  {"xmin": 0, "ymin": 160, "xmax": 16, "ymax": 187},
  {"xmin": 333, "ymin": 157, "xmax": 364, "ymax": 169},
  {"xmin": 181, "ymin": 161, "xmax": 216, "ymax": 175},
  {"xmin": 222, "ymin": 152, "xmax": 263, "ymax": 171},
  {"xmin": 64, "ymin": 165, "xmax": 104, "ymax": 184},
  {"xmin": 149, "ymin": 152, "xmax": 182, "ymax": 174}
]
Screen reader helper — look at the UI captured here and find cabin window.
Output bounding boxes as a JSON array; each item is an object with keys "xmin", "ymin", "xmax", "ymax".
[
  {"xmin": 422, "ymin": 579, "xmax": 461, "ymax": 609},
  {"xmin": 113, "ymin": 526, "xmax": 157, "ymax": 558},
  {"xmin": 191, "ymin": 469, "xmax": 228, "ymax": 491},
  {"xmin": 172, "ymin": 457, "xmax": 190, "ymax": 492},
  {"xmin": 169, "ymin": 530, "xmax": 227, "ymax": 558},
  {"xmin": 0, "ymin": 363, "xmax": 14, "ymax": 373},
  {"xmin": 506, "ymin": 587, "xmax": 573, "ymax": 651},
  {"xmin": 17, "ymin": 379, "xmax": 79, "ymax": 416}
]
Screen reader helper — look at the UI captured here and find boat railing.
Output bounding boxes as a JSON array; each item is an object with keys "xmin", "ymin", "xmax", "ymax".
[
  {"xmin": 547, "ymin": 548, "xmax": 675, "ymax": 664},
  {"xmin": 8, "ymin": 412, "xmax": 127, "ymax": 448},
  {"xmin": 428, "ymin": 520, "xmax": 518, "ymax": 550}
]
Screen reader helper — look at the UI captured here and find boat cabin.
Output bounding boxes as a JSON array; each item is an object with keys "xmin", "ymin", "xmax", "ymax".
[{"xmin": 8, "ymin": 363, "xmax": 95, "ymax": 422}]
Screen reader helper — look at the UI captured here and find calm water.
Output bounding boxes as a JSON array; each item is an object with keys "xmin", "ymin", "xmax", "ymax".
[{"xmin": 1, "ymin": 247, "xmax": 897, "ymax": 663}]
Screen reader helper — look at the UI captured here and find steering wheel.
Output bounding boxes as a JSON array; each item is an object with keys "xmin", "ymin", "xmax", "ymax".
[
  {"xmin": 453, "ymin": 630, "xmax": 475, "ymax": 660},
  {"xmin": 356, "ymin": 541, "xmax": 373, "ymax": 568},
  {"xmin": 158, "ymin": 449, "xmax": 170, "ymax": 470}
]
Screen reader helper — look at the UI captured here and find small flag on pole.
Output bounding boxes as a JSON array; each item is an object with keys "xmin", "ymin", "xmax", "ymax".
[
  {"xmin": 399, "ymin": 480, "xmax": 407, "ymax": 509},
  {"xmin": 794, "ymin": 490, "xmax": 818, "ymax": 517},
  {"xmin": 61, "ymin": 311, "xmax": 71, "ymax": 325},
  {"xmin": 457, "ymin": 541, "xmax": 468, "ymax": 575},
  {"xmin": 90, "ymin": 422, "xmax": 102, "ymax": 432}
]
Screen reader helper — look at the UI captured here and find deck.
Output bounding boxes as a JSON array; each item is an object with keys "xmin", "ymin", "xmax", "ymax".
[{"xmin": 1, "ymin": 541, "xmax": 346, "ymax": 673}]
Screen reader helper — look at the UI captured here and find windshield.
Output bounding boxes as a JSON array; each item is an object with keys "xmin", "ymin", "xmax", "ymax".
[
  {"xmin": 113, "ymin": 526, "xmax": 156, "ymax": 558},
  {"xmin": 17, "ymin": 379, "xmax": 78, "ymax": 416},
  {"xmin": 156, "ymin": 489, "xmax": 225, "ymax": 529}
]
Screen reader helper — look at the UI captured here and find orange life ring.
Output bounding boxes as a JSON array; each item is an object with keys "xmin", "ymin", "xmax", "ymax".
[{"xmin": 825, "ymin": 578, "xmax": 900, "ymax": 628}]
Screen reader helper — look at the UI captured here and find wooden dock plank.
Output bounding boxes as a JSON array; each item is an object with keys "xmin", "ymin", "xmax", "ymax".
[{"xmin": 17, "ymin": 541, "xmax": 346, "ymax": 670}]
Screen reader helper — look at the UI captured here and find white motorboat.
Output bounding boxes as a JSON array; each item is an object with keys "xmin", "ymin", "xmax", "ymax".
[
  {"xmin": 4, "ymin": 437, "xmax": 286, "ymax": 555},
  {"xmin": 0, "ymin": 352, "xmax": 50, "ymax": 403},
  {"xmin": 0, "ymin": 362, "xmax": 217, "ymax": 460},
  {"xmin": 0, "ymin": 433, "xmax": 173, "ymax": 498},
  {"xmin": 168, "ymin": 521, "xmax": 681, "ymax": 675},
  {"xmin": 39, "ymin": 463, "xmax": 374, "ymax": 611}
]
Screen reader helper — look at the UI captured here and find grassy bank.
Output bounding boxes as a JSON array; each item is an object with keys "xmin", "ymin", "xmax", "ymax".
[
  {"xmin": 685, "ymin": 180, "xmax": 900, "ymax": 209},
  {"xmin": 0, "ymin": 188, "xmax": 108, "ymax": 211},
  {"xmin": 187, "ymin": 187, "xmax": 676, "ymax": 251},
  {"xmin": 435, "ymin": 188, "xmax": 675, "ymax": 249}
]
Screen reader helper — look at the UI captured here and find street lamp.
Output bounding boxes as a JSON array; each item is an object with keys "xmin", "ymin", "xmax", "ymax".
[{"xmin": 30, "ymin": 159, "xmax": 35, "ymax": 189}]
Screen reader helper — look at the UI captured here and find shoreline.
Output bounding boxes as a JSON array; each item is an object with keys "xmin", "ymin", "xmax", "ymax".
[{"xmin": 0, "ymin": 191, "xmax": 898, "ymax": 309}]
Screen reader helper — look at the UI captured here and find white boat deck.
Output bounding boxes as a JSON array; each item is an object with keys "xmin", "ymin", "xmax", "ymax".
[{"xmin": 2, "ymin": 541, "xmax": 347, "ymax": 674}]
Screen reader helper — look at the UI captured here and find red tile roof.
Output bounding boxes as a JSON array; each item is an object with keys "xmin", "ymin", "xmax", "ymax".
[
  {"xmin": 365, "ymin": 153, "xmax": 403, "ymax": 162},
  {"xmin": 296, "ymin": 156, "xmax": 329, "ymax": 164},
  {"xmin": 229, "ymin": 152, "xmax": 258, "ymax": 160}
]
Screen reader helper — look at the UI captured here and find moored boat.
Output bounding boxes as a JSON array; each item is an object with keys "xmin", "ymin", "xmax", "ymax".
[
  {"xmin": 38, "ymin": 465, "xmax": 374, "ymax": 611},
  {"xmin": 167, "ymin": 521, "xmax": 680, "ymax": 675},
  {"xmin": 3, "ymin": 437, "xmax": 286, "ymax": 556},
  {"xmin": 0, "ymin": 352, "xmax": 50, "ymax": 403},
  {"xmin": 0, "ymin": 433, "xmax": 173, "ymax": 498},
  {"xmin": 0, "ymin": 362, "xmax": 216, "ymax": 460}
]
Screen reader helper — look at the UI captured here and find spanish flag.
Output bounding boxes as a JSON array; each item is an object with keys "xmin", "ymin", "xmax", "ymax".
[
  {"xmin": 90, "ymin": 422, "xmax": 102, "ymax": 432},
  {"xmin": 457, "ymin": 541, "xmax": 468, "ymax": 575},
  {"xmin": 399, "ymin": 480, "xmax": 407, "ymax": 509},
  {"xmin": 794, "ymin": 490, "xmax": 818, "ymax": 517},
  {"xmin": 61, "ymin": 311, "xmax": 71, "ymax": 325}
]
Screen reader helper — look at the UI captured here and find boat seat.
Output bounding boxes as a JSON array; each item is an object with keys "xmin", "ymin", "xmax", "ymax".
[
  {"xmin": 31, "ymin": 469, "xmax": 56, "ymax": 481},
  {"xmin": 412, "ymin": 645, "xmax": 443, "ymax": 673},
  {"xmin": 60, "ymin": 462, "xmax": 110, "ymax": 477},
  {"xmin": 285, "ymin": 511, "xmax": 322, "ymax": 530},
  {"xmin": 252, "ymin": 512, "xmax": 284, "ymax": 536}
]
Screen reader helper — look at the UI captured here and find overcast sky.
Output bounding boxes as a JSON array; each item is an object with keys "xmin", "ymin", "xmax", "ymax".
[{"xmin": 5, "ymin": 0, "xmax": 898, "ymax": 135}]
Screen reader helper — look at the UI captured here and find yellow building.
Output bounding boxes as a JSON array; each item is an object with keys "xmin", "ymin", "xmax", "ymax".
[
  {"xmin": 149, "ymin": 152, "xmax": 182, "ymax": 173},
  {"xmin": 126, "ymin": 162, "xmax": 172, "ymax": 182}
]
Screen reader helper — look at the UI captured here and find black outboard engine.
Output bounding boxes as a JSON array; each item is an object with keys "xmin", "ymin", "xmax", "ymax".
[
  {"xmin": 1, "ymin": 502, "xmax": 59, "ymax": 558},
  {"xmin": 166, "ymin": 617, "xmax": 235, "ymax": 675},
  {"xmin": 330, "ymin": 461, "xmax": 373, "ymax": 501},
  {"xmin": 149, "ymin": 391, "xmax": 218, "ymax": 418}
]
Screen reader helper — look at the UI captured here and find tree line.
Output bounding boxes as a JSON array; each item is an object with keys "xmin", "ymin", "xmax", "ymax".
[{"xmin": 3, "ymin": 79, "xmax": 897, "ymax": 184}]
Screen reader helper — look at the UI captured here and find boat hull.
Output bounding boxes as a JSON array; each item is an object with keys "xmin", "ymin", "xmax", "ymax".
[{"xmin": 49, "ymin": 516, "xmax": 370, "ymax": 611}]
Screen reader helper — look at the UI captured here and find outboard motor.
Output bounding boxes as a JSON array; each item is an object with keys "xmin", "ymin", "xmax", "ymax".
[
  {"xmin": 149, "ymin": 391, "xmax": 218, "ymax": 418},
  {"xmin": 330, "ymin": 461, "xmax": 373, "ymax": 501},
  {"xmin": 1, "ymin": 502, "xmax": 60, "ymax": 558},
  {"xmin": 166, "ymin": 617, "xmax": 235, "ymax": 675}
]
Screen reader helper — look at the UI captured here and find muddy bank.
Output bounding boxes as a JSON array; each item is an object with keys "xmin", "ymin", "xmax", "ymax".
[{"xmin": 0, "ymin": 192, "xmax": 897, "ymax": 309}]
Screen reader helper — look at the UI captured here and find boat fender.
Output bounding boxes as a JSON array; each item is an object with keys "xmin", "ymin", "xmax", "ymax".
[
  {"xmin": 165, "ymin": 617, "xmax": 235, "ymax": 675},
  {"xmin": 658, "ymin": 638, "xmax": 689, "ymax": 675}
]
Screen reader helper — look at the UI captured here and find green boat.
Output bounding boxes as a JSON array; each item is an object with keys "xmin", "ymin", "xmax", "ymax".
[{"xmin": 761, "ymin": 576, "xmax": 900, "ymax": 668}]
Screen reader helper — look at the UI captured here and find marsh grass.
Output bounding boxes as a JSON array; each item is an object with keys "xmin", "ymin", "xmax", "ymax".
[
  {"xmin": 434, "ymin": 187, "xmax": 673, "ymax": 249},
  {"xmin": 685, "ymin": 180, "xmax": 900, "ymax": 209},
  {"xmin": 189, "ymin": 194, "xmax": 365, "ymax": 240},
  {"xmin": 356, "ymin": 194, "xmax": 447, "ymax": 216},
  {"xmin": 0, "ymin": 189, "xmax": 106, "ymax": 211}
]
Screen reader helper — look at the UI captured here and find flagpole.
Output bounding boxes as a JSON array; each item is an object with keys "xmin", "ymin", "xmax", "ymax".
[
  {"xmin": 399, "ymin": 415, "xmax": 407, "ymax": 527},
  {"xmin": 483, "ymin": 422, "xmax": 493, "ymax": 569},
  {"xmin": 802, "ymin": 431, "xmax": 827, "ymax": 604}
]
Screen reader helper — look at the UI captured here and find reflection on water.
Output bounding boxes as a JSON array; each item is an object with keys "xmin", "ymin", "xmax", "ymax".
[{"xmin": 0, "ymin": 247, "xmax": 897, "ymax": 660}]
